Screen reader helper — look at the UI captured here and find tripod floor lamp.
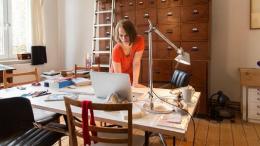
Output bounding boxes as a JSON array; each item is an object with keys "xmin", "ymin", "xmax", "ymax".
[{"xmin": 144, "ymin": 15, "xmax": 191, "ymax": 111}]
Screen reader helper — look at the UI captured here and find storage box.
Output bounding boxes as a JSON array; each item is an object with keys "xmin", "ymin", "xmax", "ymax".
[
  {"xmin": 49, "ymin": 80, "xmax": 74, "ymax": 89},
  {"xmin": 17, "ymin": 53, "xmax": 31, "ymax": 60}
]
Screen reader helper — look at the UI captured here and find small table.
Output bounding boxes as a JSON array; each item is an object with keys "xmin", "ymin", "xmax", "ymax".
[{"xmin": 0, "ymin": 64, "xmax": 15, "ymax": 86}]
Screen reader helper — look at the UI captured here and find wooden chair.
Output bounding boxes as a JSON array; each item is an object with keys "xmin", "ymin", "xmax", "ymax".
[
  {"xmin": 64, "ymin": 97, "xmax": 144, "ymax": 146},
  {"xmin": 3, "ymin": 67, "xmax": 40, "ymax": 88},
  {"xmin": 74, "ymin": 64, "xmax": 100, "ymax": 78},
  {"xmin": 2, "ymin": 68, "xmax": 61, "ymax": 125}
]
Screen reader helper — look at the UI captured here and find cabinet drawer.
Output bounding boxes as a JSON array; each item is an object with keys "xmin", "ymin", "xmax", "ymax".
[
  {"xmin": 157, "ymin": 0, "xmax": 182, "ymax": 8},
  {"xmin": 99, "ymin": 13, "xmax": 111, "ymax": 24},
  {"xmin": 116, "ymin": 11, "xmax": 136, "ymax": 23},
  {"xmin": 181, "ymin": 23, "xmax": 208, "ymax": 41},
  {"xmin": 136, "ymin": 0, "xmax": 156, "ymax": 10},
  {"xmin": 248, "ymin": 105, "xmax": 260, "ymax": 120},
  {"xmin": 158, "ymin": 7, "xmax": 181, "ymax": 24},
  {"xmin": 155, "ymin": 41, "xmax": 180, "ymax": 59},
  {"xmin": 183, "ymin": 0, "xmax": 209, "ymax": 6},
  {"xmin": 98, "ymin": 0, "xmax": 112, "ymax": 11},
  {"xmin": 141, "ymin": 59, "xmax": 172, "ymax": 82},
  {"xmin": 136, "ymin": 9, "xmax": 157, "ymax": 26},
  {"xmin": 98, "ymin": 27, "xmax": 111, "ymax": 38},
  {"xmin": 248, "ymin": 88, "xmax": 260, "ymax": 102},
  {"xmin": 116, "ymin": 0, "xmax": 135, "ymax": 12},
  {"xmin": 181, "ymin": 41, "xmax": 209, "ymax": 60},
  {"xmin": 94, "ymin": 54, "xmax": 109, "ymax": 65},
  {"xmin": 97, "ymin": 41, "xmax": 110, "ymax": 51},
  {"xmin": 176, "ymin": 61, "xmax": 208, "ymax": 86},
  {"xmin": 181, "ymin": 4, "xmax": 209, "ymax": 22},
  {"xmin": 136, "ymin": 26, "xmax": 157, "ymax": 41},
  {"xmin": 158, "ymin": 24, "xmax": 181, "ymax": 41}
]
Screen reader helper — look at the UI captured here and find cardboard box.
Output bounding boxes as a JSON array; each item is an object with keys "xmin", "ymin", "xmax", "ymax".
[{"xmin": 17, "ymin": 53, "xmax": 31, "ymax": 60}]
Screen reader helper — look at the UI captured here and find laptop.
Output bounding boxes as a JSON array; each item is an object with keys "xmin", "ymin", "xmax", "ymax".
[{"xmin": 90, "ymin": 71, "xmax": 132, "ymax": 102}]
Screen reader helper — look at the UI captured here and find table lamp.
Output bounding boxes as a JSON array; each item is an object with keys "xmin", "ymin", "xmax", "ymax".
[{"xmin": 144, "ymin": 14, "xmax": 191, "ymax": 111}]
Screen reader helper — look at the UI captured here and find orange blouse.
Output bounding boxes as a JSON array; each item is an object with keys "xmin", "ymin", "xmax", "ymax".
[{"xmin": 111, "ymin": 35, "xmax": 145, "ymax": 82}]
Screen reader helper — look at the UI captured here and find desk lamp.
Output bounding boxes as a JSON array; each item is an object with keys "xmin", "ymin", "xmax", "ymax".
[{"xmin": 144, "ymin": 14, "xmax": 191, "ymax": 111}]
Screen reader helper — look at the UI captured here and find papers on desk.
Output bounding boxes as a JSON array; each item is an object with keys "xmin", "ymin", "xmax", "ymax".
[
  {"xmin": 71, "ymin": 77, "xmax": 91, "ymax": 86},
  {"xmin": 157, "ymin": 113, "xmax": 185, "ymax": 130},
  {"xmin": 45, "ymin": 94, "xmax": 78, "ymax": 101}
]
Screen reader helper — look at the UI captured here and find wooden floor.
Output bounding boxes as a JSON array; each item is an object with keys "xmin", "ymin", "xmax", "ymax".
[{"xmin": 55, "ymin": 114, "xmax": 260, "ymax": 146}]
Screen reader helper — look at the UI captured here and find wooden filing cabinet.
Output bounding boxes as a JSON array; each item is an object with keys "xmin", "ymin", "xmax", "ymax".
[
  {"xmin": 113, "ymin": 0, "xmax": 211, "ymax": 114},
  {"xmin": 240, "ymin": 68, "xmax": 260, "ymax": 123}
]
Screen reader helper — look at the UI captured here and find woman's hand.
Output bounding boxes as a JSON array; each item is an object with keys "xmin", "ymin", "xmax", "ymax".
[{"xmin": 133, "ymin": 83, "xmax": 147, "ymax": 88}]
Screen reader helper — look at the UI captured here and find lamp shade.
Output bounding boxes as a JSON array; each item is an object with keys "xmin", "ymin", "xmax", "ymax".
[{"xmin": 175, "ymin": 52, "xmax": 191, "ymax": 65}]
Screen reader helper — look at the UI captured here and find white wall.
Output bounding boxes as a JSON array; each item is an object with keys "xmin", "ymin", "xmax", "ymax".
[
  {"xmin": 210, "ymin": 0, "xmax": 260, "ymax": 101},
  {"xmin": 58, "ymin": 0, "xmax": 94, "ymax": 69}
]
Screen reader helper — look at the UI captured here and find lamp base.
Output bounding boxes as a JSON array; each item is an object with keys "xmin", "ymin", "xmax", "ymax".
[{"xmin": 143, "ymin": 101, "xmax": 174, "ymax": 114}]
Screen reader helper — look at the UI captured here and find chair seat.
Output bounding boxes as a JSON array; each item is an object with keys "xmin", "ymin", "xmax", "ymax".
[
  {"xmin": 33, "ymin": 108, "xmax": 61, "ymax": 125},
  {"xmin": 91, "ymin": 132, "xmax": 144, "ymax": 146},
  {"xmin": 0, "ymin": 127, "xmax": 64, "ymax": 146}
]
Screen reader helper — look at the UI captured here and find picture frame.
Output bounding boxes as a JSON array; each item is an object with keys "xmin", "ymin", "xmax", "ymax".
[{"xmin": 250, "ymin": 0, "xmax": 260, "ymax": 29}]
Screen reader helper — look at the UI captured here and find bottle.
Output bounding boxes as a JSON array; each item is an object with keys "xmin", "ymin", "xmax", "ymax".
[{"xmin": 85, "ymin": 53, "xmax": 91, "ymax": 68}]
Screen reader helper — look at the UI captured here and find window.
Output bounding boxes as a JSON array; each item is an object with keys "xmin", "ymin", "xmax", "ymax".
[{"xmin": 0, "ymin": 0, "xmax": 31, "ymax": 60}]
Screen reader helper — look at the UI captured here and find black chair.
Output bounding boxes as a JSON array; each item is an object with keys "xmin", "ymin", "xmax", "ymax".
[
  {"xmin": 0, "ymin": 97, "xmax": 65, "ymax": 146},
  {"xmin": 160, "ymin": 69, "xmax": 191, "ymax": 89}
]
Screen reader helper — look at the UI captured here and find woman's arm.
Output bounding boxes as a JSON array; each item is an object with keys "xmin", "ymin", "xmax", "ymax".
[
  {"xmin": 112, "ymin": 61, "xmax": 122, "ymax": 73},
  {"xmin": 132, "ymin": 50, "xmax": 145, "ymax": 87}
]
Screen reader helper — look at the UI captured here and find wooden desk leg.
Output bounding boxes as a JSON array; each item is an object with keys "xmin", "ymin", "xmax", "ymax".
[
  {"xmin": 173, "ymin": 136, "xmax": 176, "ymax": 146},
  {"xmin": 144, "ymin": 131, "xmax": 151, "ymax": 146}
]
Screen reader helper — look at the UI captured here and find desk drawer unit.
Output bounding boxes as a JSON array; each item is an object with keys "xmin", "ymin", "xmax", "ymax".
[{"xmin": 248, "ymin": 88, "xmax": 260, "ymax": 121}]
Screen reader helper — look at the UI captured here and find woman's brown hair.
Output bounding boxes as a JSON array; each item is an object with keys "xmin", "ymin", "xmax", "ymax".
[{"xmin": 114, "ymin": 19, "xmax": 137, "ymax": 45}]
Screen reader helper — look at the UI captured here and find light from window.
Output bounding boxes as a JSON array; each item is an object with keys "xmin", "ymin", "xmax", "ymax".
[{"xmin": 0, "ymin": 0, "xmax": 31, "ymax": 59}]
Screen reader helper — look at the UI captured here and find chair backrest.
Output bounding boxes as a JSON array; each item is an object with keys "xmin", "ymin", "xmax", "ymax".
[
  {"xmin": 171, "ymin": 69, "xmax": 191, "ymax": 88},
  {"xmin": 0, "ymin": 97, "xmax": 34, "ymax": 139},
  {"xmin": 74, "ymin": 64, "xmax": 100, "ymax": 78},
  {"xmin": 64, "ymin": 97, "xmax": 133, "ymax": 146},
  {"xmin": 3, "ymin": 68, "xmax": 39, "ymax": 88}
]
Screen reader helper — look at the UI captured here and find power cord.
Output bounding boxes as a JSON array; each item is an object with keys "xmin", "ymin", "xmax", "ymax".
[{"xmin": 148, "ymin": 90, "xmax": 196, "ymax": 146}]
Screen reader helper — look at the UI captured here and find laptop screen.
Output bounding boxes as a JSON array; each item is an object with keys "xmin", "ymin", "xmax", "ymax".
[{"xmin": 90, "ymin": 71, "xmax": 132, "ymax": 102}]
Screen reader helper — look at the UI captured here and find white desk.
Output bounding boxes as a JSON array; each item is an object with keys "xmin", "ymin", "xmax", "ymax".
[{"xmin": 0, "ymin": 84, "xmax": 200, "ymax": 145}]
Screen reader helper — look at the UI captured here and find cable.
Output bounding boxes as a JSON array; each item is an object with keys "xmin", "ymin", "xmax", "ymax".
[{"xmin": 148, "ymin": 91, "xmax": 196, "ymax": 146}]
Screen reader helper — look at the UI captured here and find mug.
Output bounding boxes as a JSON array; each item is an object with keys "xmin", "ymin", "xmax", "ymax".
[{"xmin": 181, "ymin": 86, "xmax": 193, "ymax": 103}]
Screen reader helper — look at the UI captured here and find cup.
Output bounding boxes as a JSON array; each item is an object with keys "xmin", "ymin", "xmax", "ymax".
[{"xmin": 181, "ymin": 86, "xmax": 192, "ymax": 103}]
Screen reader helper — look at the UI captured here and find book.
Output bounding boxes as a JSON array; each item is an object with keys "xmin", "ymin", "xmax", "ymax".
[
  {"xmin": 45, "ymin": 94, "xmax": 78, "ymax": 101},
  {"xmin": 71, "ymin": 77, "xmax": 91, "ymax": 86}
]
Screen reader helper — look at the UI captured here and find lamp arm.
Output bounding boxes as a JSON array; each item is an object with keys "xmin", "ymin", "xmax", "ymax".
[{"xmin": 146, "ymin": 18, "xmax": 182, "ymax": 54}]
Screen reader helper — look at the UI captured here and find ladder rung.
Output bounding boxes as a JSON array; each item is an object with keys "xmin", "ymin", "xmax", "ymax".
[
  {"xmin": 94, "ymin": 24, "xmax": 112, "ymax": 27},
  {"xmin": 95, "ymin": 10, "xmax": 112, "ymax": 14},
  {"xmin": 93, "ymin": 37, "xmax": 111, "ymax": 40},
  {"xmin": 93, "ymin": 64, "xmax": 110, "ymax": 68},
  {"xmin": 93, "ymin": 51, "xmax": 110, "ymax": 54}
]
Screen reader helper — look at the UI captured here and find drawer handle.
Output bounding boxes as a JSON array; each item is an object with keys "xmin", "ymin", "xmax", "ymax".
[
  {"xmin": 257, "ymin": 113, "xmax": 260, "ymax": 116},
  {"xmin": 139, "ymin": 1, "xmax": 144, "ymax": 5},
  {"xmin": 257, "ymin": 97, "xmax": 260, "ymax": 101},
  {"xmin": 106, "ymin": 32, "xmax": 110, "ymax": 36},
  {"xmin": 193, "ymin": 9, "xmax": 199, "ymax": 14},
  {"xmin": 105, "ymin": 46, "xmax": 110, "ymax": 50},
  {"xmin": 154, "ymin": 71, "xmax": 160, "ymax": 74},
  {"xmin": 124, "ymin": 16, "xmax": 129, "ymax": 19},
  {"xmin": 144, "ymin": 30, "xmax": 149, "ymax": 34},
  {"xmin": 192, "ymin": 28, "xmax": 199, "ymax": 32},
  {"xmin": 161, "ymin": 0, "xmax": 166, "ymax": 2},
  {"xmin": 120, "ymin": 4, "xmax": 123, "ymax": 7},
  {"xmin": 257, "ymin": 92, "xmax": 260, "ymax": 95},
  {"xmin": 167, "ymin": 12, "xmax": 173, "ymax": 16},
  {"xmin": 166, "ymin": 29, "xmax": 173, "ymax": 33},
  {"xmin": 106, "ymin": 17, "xmax": 110, "ymax": 21},
  {"xmin": 167, "ymin": 46, "xmax": 173, "ymax": 50},
  {"xmin": 257, "ymin": 105, "xmax": 260, "ymax": 108},
  {"xmin": 129, "ymin": 2, "xmax": 133, "ymax": 6},
  {"xmin": 191, "ymin": 46, "xmax": 199, "ymax": 51}
]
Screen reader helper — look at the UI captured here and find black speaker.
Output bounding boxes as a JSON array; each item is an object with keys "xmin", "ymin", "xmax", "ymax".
[{"xmin": 31, "ymin": 46, "xmax": 47, "ymax": 65}]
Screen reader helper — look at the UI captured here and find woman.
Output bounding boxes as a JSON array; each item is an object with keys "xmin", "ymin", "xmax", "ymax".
[{"xmin": 111, "ymin": 19, "xmax": 145, "ymax": 88}]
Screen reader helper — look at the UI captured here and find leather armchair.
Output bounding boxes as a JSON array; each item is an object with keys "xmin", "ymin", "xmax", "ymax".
[{"xmin": 0, "ymin": 97, "xmax": 65, "ymax": 146}]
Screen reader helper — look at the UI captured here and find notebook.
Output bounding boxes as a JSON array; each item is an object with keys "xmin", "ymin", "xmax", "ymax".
[{"xmin": 90, "ymin": 71, "xmax": 132, "ymax": 102}]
